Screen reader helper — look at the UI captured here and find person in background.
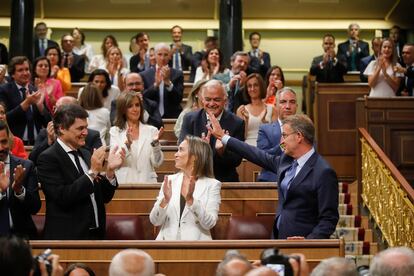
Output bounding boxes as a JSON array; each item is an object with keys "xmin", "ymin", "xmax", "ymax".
[
  {"xmin": 72, "ymin": 27, "xmax": 94, "ymax": 74},
  {"xmin": 100, "ymin": 46, "xmax": 129, "ymax": 91},
  {"xmin": 33, "ymin": 22, "xmax": 59, "ymax": 58},
  {"xmin": 0, "ymin": 64, "xmax": 7, "ymax": 85},
  {"xmin": 370, "ymin": 247, "xmax": 414, "ymax": 276},
  {"xmin": 310, "ymin": 257, "xmax": 356, "ymax": 276},
  {"xmin": 32, "ymin": 56, "xmax": 63, "ymax": 114},
  {"xmin": 364, "ymin": 38, "xmax": 403, "ymax": 97},
  {"xmin": 191, "ymin": 36, "xmax": 218, "ymax": 82},
  {"xmin": 45, "ymin": 45, "xmax": 72, "ymax": 92},
  {"xmin": 130, "ymin": 32, "xmax": 151, "ymax": 73},
  {"xmin": 264, "ymin": 65, "xmax": 285, "ymax": 105},
  {"xmin": 216, "ymin": 250, "xmax": 253, "ymax": 276},
  {"xmin": 64, "ymin": 263, "xmax": 96, "ymax": 276},
  {"xmin": 395, "ymin": 43, "xmax": 414, "ymax": 96},
  {"xmin": 109, "ymin": 249, "xmax": 155, "ymax": 276},
  {"xmin": 0, "ymin": 42, "xmax": 8, "ymax": 65},
  {"xmin": 124, "ymin": 35, "xmax": 140, "ymax": 70},
  {"xmin": 236, "ymin": 73, "xmax": 277, "ymax": 146},
  {"xmin": 170, "ymin": 25, "xmax": 193, "ymax": 71},
  {"xmin": 89, "ymin": 35, "xmax": 126, "ymax": 73},
  {"xmin": 110, "ymin": 91, "xmax": 164, "ymax": 184},
  {"xmin": 194, "ymin": 48, "xmax": 229, "ymax": 84},
  {"xmin": 337, "ymin": 23, "xmax": 369, "ymax": 71},
  {"xmin": 389, "ymin": 25, "xmax": 405, "ymax": 63},
  {"xmin": 60, "ymin": 34, "xmax": 85, "ymax": 82},
  {"xmin": 150, "ymin": 135, "xmax": 221, "ymax": 240},
  {"xmin": 248, "ymin": 32, "xmax": 271, "ymax": 78},
  {"xmin": 360, "ymin": 37, "xmax": 382, "ymax": 82}
]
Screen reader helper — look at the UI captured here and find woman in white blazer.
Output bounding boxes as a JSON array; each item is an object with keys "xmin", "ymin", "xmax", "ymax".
[
  {"xmin": 110, "ymin": 91, "xmax": 164, "ymax": 184},
  {"xmin": 150, "ymin": 135, "xmax": 221, "ymax": 240}
]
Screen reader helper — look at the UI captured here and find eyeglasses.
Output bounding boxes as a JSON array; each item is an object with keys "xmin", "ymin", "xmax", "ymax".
[{"xmin": 281, "ymin": 132, "xmax": 297, "ymax": 139}]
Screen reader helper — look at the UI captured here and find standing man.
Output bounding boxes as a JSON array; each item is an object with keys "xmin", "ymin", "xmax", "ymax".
[
  {"xmin": 257, "ymin": 87, "xmax": 298, "ymax": 182},
  {"xmin": 208, "ymin": 114, "xmax": 339, "ymax": 239},
  {"xmin": 310, "ymin": 34, "xmax": 347, "ymax": 83},
  {"xmin": 130, "ymin": 32, "xmax": 151, "ymax": 73},
  {"xmin": 140, "ymin": 43, "xmax": 184, "ymax": 119},
  {"xmin": 60, "ymin": 34, "xmax": 85, "ymax": 82},
  {"xmin": 248, "ymin": 32, "xmax": 271, "ymax": 78},
  {"xmin": 179, "ymin": 80, "xmax": 245, "ymax": 182},
  {"xmin": 359, "ymin": 37, "xmax": 382, "ymax": 82},
  {"xmin": 33, "ymin": 22, "xmax": 59, "ymax": 58},
  {"xmin": 390, "ymin": 25, "xmax": 404, "ymax": 63},
  {"xmin": 37, "ymin": 104, "xmax": 125, "ymax": 239},
  {"xmin": 337, "ymin": 23, "xmax": 369, "ymax": 72},
  {"xmin": 0, "ymin": 56, "xmax": 51, "ymax": 145},
  {"xmin": 395, "ymin": 43, "xmax": 414, "ymax": 96},
  {"xmin": 170, "ymin": 25, "xmax": 193, "ymax": 71},
  {"xmin": 0, "ymin": 121, "xmax": 41, "ymax": 239}
]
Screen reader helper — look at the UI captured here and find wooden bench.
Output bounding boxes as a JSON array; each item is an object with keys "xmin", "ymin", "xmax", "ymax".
[
  {"xmin": 30, "ymin": 239, "xmax": 345, "ymax": 276},
  {"xmin": 65, "ymin": 82, "xmax": 87, "ymax": 98}
]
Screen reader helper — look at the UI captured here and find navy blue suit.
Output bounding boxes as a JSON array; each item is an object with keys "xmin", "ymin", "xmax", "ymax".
[
  {"xmin": 359, "ymin": 55, "xmax": 376, "ymax": 82},
  {"xmin": 256, "ymin": 121, "xmax": 282, "ymax": 182},
  {"xmin": 249, "ymin": 51, "xmax": 271, "ymax": 78},
  {"xmin": 225, "ymin": 136, "xmax": 339, "ymax": 239},
  {"xmin": 140, "ymin": 67, "xmax": 184, "ymax": 118},
  {"xmin": 398, "ymin": 65, "xmax": 414, "ymax": 96},
  {"xmin": 169, "ymin": 43, "xmax": 193, "ymax": 71}
]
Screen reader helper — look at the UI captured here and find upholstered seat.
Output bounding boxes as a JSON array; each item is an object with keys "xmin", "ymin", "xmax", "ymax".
[
  {"xmin": 226, "ymin": 215, "xmax": 274, "ymax": 239},
  {"xmin": 106, "ymin": 215, "xmax": 144, "ymax": 240}
]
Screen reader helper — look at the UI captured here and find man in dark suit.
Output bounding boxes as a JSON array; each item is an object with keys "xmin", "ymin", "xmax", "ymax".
[
  {"xmin": 140, "ymin": 43, "xmax": 184, "ymax": 119},
  {"xmin": 37, "ymin": 104, "xmax": 125, "ymax": 239},
  {"xmin": 110, "ymin": 72, "xmax": 162, "ymax": 128},
  {"xmin": 0, "ymin": 56, "xmax": 51, "ymax": 145},
  {"xmin": 248, "ymin": 32, "xmax": 271, "ymax": 78},
  {"xmin": 0, "ymin": 121, "xmax": 41, "ymax": 239},
  {"xmin": 130, "ymin": 32, "xmax": 151, "ymax": 73},
  {"xmin": 390, "ymin": 25, "xmax": 405, "ymax": 64},
  {"xmin": 257, "ymin": 87, "xmax": 298, "ymax": 182},
  {"xmin": 209, "ymin": 113, "xmax": 339, "ymax": 239},
  {"xmin": 29, "ymin": 96, "xmax": 102, "ymax": 165},
  {"xmin": 359, "ymin": 37, "xmax": 382, "ymax": 82},
  {"xmin": 33, "ymin": 22, "xmax": 59, "ymax": 58},
  {"xmin": 179, "ymin": 79, "xmax": 245, "ymax": 182},
  {"xmin": 169, "ymin": 25, "xmax": 193, "ymax": 71},
  {"xmin": 396, "ymin": 43, "xmax": 414, "ymax": 96},
  {"xmin": 60, "ymin": 34, "xmax": 85, "ymax": 82},
  {"xmin": 337, "ymin": 23, "xmax": 369, "ymax": 71},
  {"xmin": 310, "ymin": 34, "xmax": 347, "ymax": 83}
]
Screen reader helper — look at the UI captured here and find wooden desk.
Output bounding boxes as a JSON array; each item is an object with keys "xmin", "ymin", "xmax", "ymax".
[{"xmin": 31, "ymin": 239, "xmax": 344, "ymax": 276}]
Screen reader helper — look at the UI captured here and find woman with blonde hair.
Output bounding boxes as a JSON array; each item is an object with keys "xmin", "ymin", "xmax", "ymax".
[
  {"xmin": 150, "ymin": 135, "xmax": 221, "ymax": 240},
  {"xmin": 100, "ymin": 46, "xmax": 129, "ymax": 91},
  {"xmin": 110, "ymin": 91, "xmax": 164, "ymax": 184}
]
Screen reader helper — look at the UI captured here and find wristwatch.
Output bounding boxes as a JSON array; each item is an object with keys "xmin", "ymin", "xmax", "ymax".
[
  {"xmin": 87, "ymin": 169, "xmax": 98, "ymax": 179},
  {"xmin": 151, "ymin": 139, "xmax": 160, "ymax": 147}
]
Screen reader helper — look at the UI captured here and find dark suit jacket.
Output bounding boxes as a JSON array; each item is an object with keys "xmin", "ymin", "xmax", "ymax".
[
  {"xmin": 37, "ymin": 142, "xmax": 117, "ymax": 239},
  {"xmin": 140, "ymin": 67, "xmax": 184, "ymax": 118},
  {"xmin": 169, "ymin": 43, "xmax": 193, "ymax": 71},
  {"xmin": 397, "ymin": 65, "xmax": 414, "ymax": 96},
  {"xmin": 359, "ymin": 55, "xmax": 376, "ymax": 82},
  {"xmin": 256, "ymin": 121, "xmax": 282, "ymax": 182},
  {"xmin": 179, "ymin": 109, "xmax": 245, "ymax": 182},
  {"xmin": 190, "ymin": 50, "xmax": 206, "ymax": 82},
  {"xmin": 33, "ymin": 38, "xmax": 59, "ymax": 58},
  {"xmin": 337, "ymin": 40, "xmax": 369, "ymax": 71},
  {"xmin": 213, "ymin": 71, "xmax": 248, "ymax": 113},
  {"xmin": 0, "ymin": 81, "xmax": 51, "ymax": 141},
  {"xmin": 0, "ymin": 155, "xmax": 41, "ymax": 239},
  {"xmin": 310, "ymin": 55, "xmax": 347, "ymax": 83},
  {"xmin": 129, "ymin": 54, "xmax": 152, "ymax": 73},
  {"xmin": 0, "ymin": 42, "xmax": 8, "ymax": 64},
  {"xmin": 29, "ymin": 128, "xmax": 102, "ymax": 165},
  {"xmin": 226, "ymin": 137, "xmax": 339, "ymax": 239},
  {"xmin": 248, "ymin": 51, "xmax": 271, "ymax": 78},
  {"xmin": 65, "ymin": 52, "xmax": 85, "ymax": 82}
]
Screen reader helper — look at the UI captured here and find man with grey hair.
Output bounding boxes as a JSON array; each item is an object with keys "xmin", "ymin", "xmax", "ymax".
[
  {"xmin": 369, "ymin": 247, "xmax": 414, "ymax": 276},
  {"xmin": 337, "ymin": 23, "xmax": 369, "ymax": 71},
  {"xmin": 140, "ymin": 42, "xmax": 184, "ymax": 118},
  {"xmin": 311, "ymin": 257, "xmax": 357, "ymax": 276},
  {"xmin": 109, "ymin": 249, "xmax": 155, "ymax": 276},
  {"xmin": 208, "ymin": 113, "xmax": 339, "ymax": 239},
  {"xmin": 216, "ymin": 250, "xmax": 253, "ymax": 276}
]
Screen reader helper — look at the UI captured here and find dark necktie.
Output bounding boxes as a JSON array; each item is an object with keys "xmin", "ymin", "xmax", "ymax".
[
  {"xmin": 69, "ymin": 150, "xmax": 85, "ymax": 176},
  {"xmin": 20, "ymin": 87, "xmax": 35, "ymax": 144},
  {"xmin": 39, "ymin": 39, "xmax": 45, "ymax": 56},
  {"xmin": 277, "ymin": 160, "xmax": 298, "ymax": 230},
  {"xmin": 0, "ymin": 190, "xmax": 10, "ymax": 235},
  {"xmin": 63, "ymin": 54, "xmax": 69, "ymax": 68},
  {"xmin": 174, "ymin": 50, "xmax": 180, "ymax": 70}
]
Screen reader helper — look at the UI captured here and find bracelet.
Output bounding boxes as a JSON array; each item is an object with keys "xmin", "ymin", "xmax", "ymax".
[{"xmin": 151, "ymin": 139, "xmax": 160, "ymax": 147}]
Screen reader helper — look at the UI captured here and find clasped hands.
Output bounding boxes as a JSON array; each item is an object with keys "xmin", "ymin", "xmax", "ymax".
[{"xmin": 90, "ymin": 145, "xmax": 126, "ymax": 180}]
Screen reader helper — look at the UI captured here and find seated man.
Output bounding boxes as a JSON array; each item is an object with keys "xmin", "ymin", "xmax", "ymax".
[
  {"xmin": 179, "ymin": 79, "xmax": 245, "ymax": 182},
  {"xmin": 109, "ymin": 249, "xmax": 155, "ymax": 276},
  {"xmin": 337, "ymin": 23, "xmax": 369, "ymax": 72},
  {"xmin": 140, "ymin": 43, "xmax": 184, "ymax": 119},
  {"xmin": 208, "ymin": 113, "xmax": 339, "ymax": 239},
  {"xmin": 310, "ymin": 34, "xmax": 347, "ymax": 83},
  {"xmin": 37, "ymin": 104, "xmax": 125, "ymax": 239}
]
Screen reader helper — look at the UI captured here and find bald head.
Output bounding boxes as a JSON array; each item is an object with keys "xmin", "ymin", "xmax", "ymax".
[
  {"xmin": 109, "ymin": 249, "xmax": 155, "ymax": 276},
  {"xmin": 124, "ymin": 72, "xmax": 144, "ymax": 92},
  {"xmin": 245, "ymin": 267, "xmax": 278, "ymax": 276},
  {"xmin": 370, "ymin": 247, "xmax": 414, "ymax": 276}
]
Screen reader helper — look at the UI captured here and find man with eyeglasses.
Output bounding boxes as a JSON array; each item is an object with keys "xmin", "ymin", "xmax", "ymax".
[
  {"xmin": 208, "ymin": 113, "xmax": 339, "ymax": 239},
  {"xmin": 60, "ymin": 34, "xmax": 85, "ymax": 82},
  {"xmin": 179, "ymin": 79, "xmax": 245, "ymax": 182}
]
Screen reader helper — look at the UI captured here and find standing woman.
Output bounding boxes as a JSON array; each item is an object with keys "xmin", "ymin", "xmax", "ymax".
[
  {"xmin": 79, "ymin": 83, "xmax": 111, "ymax": 146},
  {"xmin": 264, "ymin": 65, "xmax": 285, "ymax": 105},
  {"xmin": 110, "ymin": 91, "xmax": 164, "ymax": 184},
  {"xmin": 32, "ymin": 57, "xmax": 63, "ymax": 114},
  {"xmin": 45, "ymin": 46, "xmax": 71, "ymax": 92},
  {"xmin": 194, "ymin": 48, "xmax": 228, "ymax": 84},
  {"xmin": 364, "ymin": 38, "xmax": 403, "ymax": 97},
  {"xmin": 150, "ymin": 135, "xmax": 221, "ymax": 240},
  {"xmin": 72, "ymin": 28, "xmax": 94, "ymax": 73},
  {"xmin": 89, "ymin": 35, "xmax": 127, "ymax": 73},
  {"xmin": 0, "ymin": 102, "xmax": 27, "ymax": 159},
  {"xmin": 100, "ymin": 46, "xmax": 129, "ymax": 91},
  {"xmin": 237, "ymin": 73, "xmax": 277, "ymax": 146}
]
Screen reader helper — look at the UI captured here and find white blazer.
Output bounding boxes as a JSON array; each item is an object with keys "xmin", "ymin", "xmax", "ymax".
[
  {"xmin": 149, "ymin": 172, "xmax": 222, "ymax": 240},
  {"xmin": 110, "ymin": 123, "xmax": 163, "ymax": 184}
]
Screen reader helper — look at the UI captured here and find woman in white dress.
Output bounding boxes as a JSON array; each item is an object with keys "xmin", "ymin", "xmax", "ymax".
[
  {"xmin": 110, "ymin": 91, "xmax": 164, "ymax": 184},
  {"xmin": 364, "ymin": 38, "xmax": 403, "ymax": 97},
  {"xmin": 79, "ymin": 83, "xmax": 111, "ymax": 146},
  {"xmin": 89, "ymin": 35, "xmax": 127, "ymax": 73},
  {"xmin": 193, "ymin": 48, "xmax": 229, "ymax": 84},
  {"xmin": 236, "ymin": 73, "xmax": 277, "ymax": 146},
  {"xmin": 150, "ymin": 135, "xmax": 221, "ymax": 240},
  {"xmin": 72, "ymin": 28, "xmax": 94, "ymax": 73}
]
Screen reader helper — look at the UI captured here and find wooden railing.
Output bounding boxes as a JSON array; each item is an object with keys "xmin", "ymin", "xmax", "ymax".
[{"xmin": 358, "ymin": 128, "xmax": 414, "ymax": 248}]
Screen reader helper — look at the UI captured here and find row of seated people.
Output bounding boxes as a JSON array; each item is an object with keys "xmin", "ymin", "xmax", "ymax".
[{"xmin": 2, "ymin": 234, "xmax": 414, "ymax": 276}]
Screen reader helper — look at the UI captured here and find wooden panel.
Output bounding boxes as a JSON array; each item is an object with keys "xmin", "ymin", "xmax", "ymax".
[{"xmin": 65, "ymin": 82, "xmax": 87, "ymax": 98}]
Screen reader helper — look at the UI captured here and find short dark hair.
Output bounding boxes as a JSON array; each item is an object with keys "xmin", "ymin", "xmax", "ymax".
[
  {"xmin": 282, "ymin": 114, "xmax": 315, "ymax": 145},
  {"xmin": 249, "ymin": 32, "xmax": 261, "ymax": 41},
  {"xmin": 45, "ymin": 45, "xmax": 62, "ymax": 68},
  {"xmin": 53, "ymin": 104, "xmax": 88, "ymax": 136},
  {"xmin": 34, "ymin": 22, "xmax": 47, "ymax": 30},
  {"xmin": 323, "ymin": 33, "xmax": 335, "ymax": 41},
  {"xmin": 60, "ymin": 33, "xmax": 73, "ymax": 45},
  {"xmin": 243, "ymin": 73, "xmax": 266, "ymax": 102},
  {"xmin": 32, "ymin": 56, "xmax": 52, "ymax": 80},
  {"xmin": 88, "ymin": 69, "xmax": 111, "ymax": 98},
  {"xmin": 8, "ymin": 56, "xmax": 30, "ymax": 76},
  {"xmin": 171, "ymin": 25, "xmax": 183, "ymax": 32},
  {"xmin": 135, "ymin": 32, "xmax": 150, "ymax": 41},
  {"xmin": 64, "ymin": 263, "xmax": 96, "ymax": 276},
  {"xmin": 0, "ymin": 235, "xmax": 33, "ymax": 276}
]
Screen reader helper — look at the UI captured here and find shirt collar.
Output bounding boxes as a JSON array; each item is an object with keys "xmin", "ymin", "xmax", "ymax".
[
  {"xmin": 57, "ymin": 138, "xmax": 77, "ymax": 153},
  {"xmin": 206, "ymin": 110, "xmax": 224, "ymax": 122},
  {"xmin": 296, "ymin": 147, "xmax": 315, "ymax": 169}
]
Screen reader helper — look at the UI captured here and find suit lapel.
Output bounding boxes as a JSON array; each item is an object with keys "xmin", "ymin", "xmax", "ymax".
[
  {"xmin": 135, "ymin": 124, "xmax": 148, "ymax": 157},
  {"xmin": 54, "ymin": 143, "xmax": 83, "ymax": 178}
]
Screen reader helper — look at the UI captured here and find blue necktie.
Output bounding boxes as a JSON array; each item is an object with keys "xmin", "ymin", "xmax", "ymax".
[
  {"xmin": 174, "ymin": 50, "xmax": 181, "ymax": 70},
  {"xmin": 280, "ymin": 160, "xmax": 298, "ymax": 198},
  {"xmin": 21, "ymin": 87, "xmax": 35, "ymax": 144}
]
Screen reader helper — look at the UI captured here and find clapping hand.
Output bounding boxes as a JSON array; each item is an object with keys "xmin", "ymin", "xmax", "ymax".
[
  {"xmin": 185, "ymin": 160, "xmax": 197, "ymax": 206},
  {"xmin": 0, "ymin": 162, "xmax": 9, "ymax": 193},
  {"xmin": 154, "ymin": 127, "xmax": 164, "ymax": 142},
  {"xmin": 161, "ymin": 176, "xmax": 172, "ymax": 207},
  {"xmin": 12, "ymin": 164, "xmax": 26, "ymax": 194}
]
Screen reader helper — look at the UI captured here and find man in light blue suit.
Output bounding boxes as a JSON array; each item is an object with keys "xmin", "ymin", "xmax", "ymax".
[
  {"xmin": 256, "ymin": 87, "xmax": 298, "ymax": 182},
  {"xmin": 208, "ymin": 113, "xmax": 339, "ymax": 239}
]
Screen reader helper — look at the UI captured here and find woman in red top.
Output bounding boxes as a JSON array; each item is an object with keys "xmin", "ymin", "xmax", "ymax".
[{"xmin": 0, "ymin": 102, "xmax": 27, "ymax": 159}]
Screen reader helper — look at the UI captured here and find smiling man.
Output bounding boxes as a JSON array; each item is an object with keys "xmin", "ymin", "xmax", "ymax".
[{"xmin": 37, "ymin": 104, "xmax": 125, "ymax": 239}]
